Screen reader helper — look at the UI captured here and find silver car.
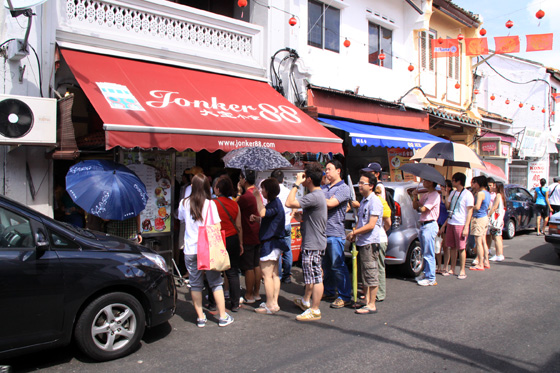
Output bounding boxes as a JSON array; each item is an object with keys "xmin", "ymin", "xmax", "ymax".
[
  {"xmin": 346, "ymin": 182, "xmax": 423, "ymax": 277},
  {"xmin": 545, "ymin": 211, "xmax": 560, "ymax": 258}
]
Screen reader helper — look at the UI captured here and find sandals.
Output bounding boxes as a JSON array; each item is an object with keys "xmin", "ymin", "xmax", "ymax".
[
  {"xmin": 255, "ymin": 302, "xmax": 280, "ymax": 314},
  {"xmin": 442, "ymin": 271, "xmax": 454, "ymax": 277},
  {"xmin": 457, "ymin": 274, "xmax": 467, "ymax": 280},
  {"xmin": 355, "ymin": 306, "xmax": 378, "ymax": 314}
]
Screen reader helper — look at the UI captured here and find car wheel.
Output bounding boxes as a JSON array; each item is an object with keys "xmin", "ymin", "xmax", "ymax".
[
  {"xmin": 503, "ymin": 219, "xmax": 516, "ymax": 240},
  {"xmin": 401, "ymin": 240, "xmax": 423, "ymax": 278},
  {"xmin": 75, "ymin": 292, "xmax": 146, "ymax": 361}
]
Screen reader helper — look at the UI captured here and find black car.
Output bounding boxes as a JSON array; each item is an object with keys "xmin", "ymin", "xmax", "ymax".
[
  {"xmin": 503, "ymin": 184, "xmax": 537, "ymax": 239},
  {"xmin": 0, "ymin": 195, "xmax": 176, "ymax": 361}
]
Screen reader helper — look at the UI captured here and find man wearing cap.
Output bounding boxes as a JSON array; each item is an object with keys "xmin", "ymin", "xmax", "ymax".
[
  {"xmin": 549, "ymin": 177, "xmax": 560, "ymax": 214},
  {"xmin": 360, "ymin": 162, "xmax": 388, "ymax": 300},
  {"xmin": 361, "ymin": 162, "xmax": 385, "ymax": 200}
]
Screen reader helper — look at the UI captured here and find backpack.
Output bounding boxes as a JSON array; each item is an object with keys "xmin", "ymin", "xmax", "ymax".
[{"xmin": 382, "ymin": 183, "xmax": 399, "ymax": 232}]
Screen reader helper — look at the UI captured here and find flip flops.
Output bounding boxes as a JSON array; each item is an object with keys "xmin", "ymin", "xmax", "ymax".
[
  {"xmin": 355, "ymin": 306, "xmax": 378, "ymax": 315},
  {"xmin": 469, "ymin": 267, "xmax": 484, "ymax": 271},
  {"xmin": 255, "ymin": 303, "xmax": 280, "ymax": 314},
  {"xmin": 457, "ymin": 274, "xmax": 467, "ymax": 280}
]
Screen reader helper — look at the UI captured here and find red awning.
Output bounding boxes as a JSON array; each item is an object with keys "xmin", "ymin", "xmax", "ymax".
[
  {"xmin": 61, "ymin": 49, "xmax": 343, "ymax": 154},
  {"xmin": 481, "ymin": 161, "xmax": 507, "ymax": 182}
]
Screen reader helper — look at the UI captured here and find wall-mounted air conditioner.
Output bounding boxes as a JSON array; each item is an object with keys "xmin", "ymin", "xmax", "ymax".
[{"xmin": 0, "ymin": 94, "xmax": 56, "ymax": 145}]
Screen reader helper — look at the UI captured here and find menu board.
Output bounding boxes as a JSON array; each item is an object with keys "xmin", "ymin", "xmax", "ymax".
[
  {"xmin": 175, "ymin": 151, "xmax": 196, "ymax": 180},
  {"xmin": 387, "ymin": 148, "xmax": 416, "ymax": 182},
  {"xmin": 123, "ymin": 152, "xmax": 173, "ymax": 234}
]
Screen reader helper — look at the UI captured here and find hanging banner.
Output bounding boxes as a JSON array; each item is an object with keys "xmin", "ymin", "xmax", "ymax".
[
  {"xmin": 431, "ymin": 38, "xmax": 460, "ymax": 58},
  {"xmin": 494, "ymin": 36, "xmax": 520, "ymax": 54},
  {"xmin": 465, "ymin": 38, "xmax": 489, "ymax": 56},
  {"xmin": 528, "ymin": 160, "xmax": 548, "ymax": 189},
  {"xmin": 526, "ymin": 33, "xmax": 553, "ymax": 52},
  {"xmin": 387, "ymin": 148, "xmax": 416, "ymax": 182}
]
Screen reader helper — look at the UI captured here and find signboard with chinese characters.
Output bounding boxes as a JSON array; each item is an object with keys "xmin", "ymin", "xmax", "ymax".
[
  {"xmin": 387, "ymin": 148, "xmax": 416, "ymax": 182},
  {"xmin": 528, "ymin": 159, "xmax": 548, "ymax": 189},
  {"xmin": 481, "ymin": 142, "xmax": 497, "ymax": 152},
  {"xmin": 520, "ymin": 129, "xmax": 546, "ymax": 158},
  {"xmin": 123, "ymin": 151, "xmax": 173, "ymax": 234}
]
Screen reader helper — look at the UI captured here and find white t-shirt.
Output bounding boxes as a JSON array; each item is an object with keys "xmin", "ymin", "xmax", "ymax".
[
  {"xmin": 178, "ymin": 198, "xmax": 221, "ymax": 255},
  {"xmin": 448, "ymin": 188, "xmax": 474, "ymax": 226},
  {"xmin": 549, "ymin": 183, "xmax": 560, "ymax": 205}
]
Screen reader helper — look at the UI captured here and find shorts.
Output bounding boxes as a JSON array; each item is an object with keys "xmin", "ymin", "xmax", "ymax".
[
  {"xmin": 445, "ymin": 224, "xmax": 467, "ymax": 250},
  {"xmin": 184, "ymin": 254, "xmax": 223, "ymax": 292},
  {"xmin": 301, "ymin": 249, "xmax": 324, "ymax": 285},
  {"xmin": 240, "ymin": 244, "xmax": 261, "ymax": 271},
  {"xmin": 260, "ymin": 248, "xmax": 282, "ymax": 262},
  {"xmin": 470, "ymin": 216, "xmax": 489, "ymax": 237},
  {"xmin": 536, "ymin": 204, "xmax": 550, "ymax": 218},
  {"xmin": 357, "ymin": 244, "xmax": 379, "ymax": 287}
]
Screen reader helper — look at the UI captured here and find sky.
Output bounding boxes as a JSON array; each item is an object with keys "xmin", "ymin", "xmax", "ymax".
[{"xmin": 451, "ymin": 0, "xmax": 560, "ymax": 69}]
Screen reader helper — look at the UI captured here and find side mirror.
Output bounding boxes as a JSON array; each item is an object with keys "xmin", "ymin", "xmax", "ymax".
[{"xmin": 35, "ymin": 232, "xmax": 49, "ymax": 248}]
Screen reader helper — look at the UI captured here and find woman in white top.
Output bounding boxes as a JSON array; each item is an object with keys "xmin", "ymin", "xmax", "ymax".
[
  {"xmin": 488, "ymin": 182, "xmax": 506, "ymax": 262},
  {"xmin": 178, "ymin": 173, "xmax": 233, "ymax": 328}
]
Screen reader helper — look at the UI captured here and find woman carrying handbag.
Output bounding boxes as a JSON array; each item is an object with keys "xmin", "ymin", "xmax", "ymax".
[{"xmin": 178, "ymin": 173, "xmax": 234, "ymax": 328}]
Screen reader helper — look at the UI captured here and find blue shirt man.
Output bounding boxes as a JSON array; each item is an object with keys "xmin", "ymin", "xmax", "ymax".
[{"xmin": 322, "ymin": 160, "xmax": 353, "ymax": 309}]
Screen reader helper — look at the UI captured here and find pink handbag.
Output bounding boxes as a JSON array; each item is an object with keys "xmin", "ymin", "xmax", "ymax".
[{"xmin": 197, "ymin": 201, "xmax": 230, "ymax": 271}]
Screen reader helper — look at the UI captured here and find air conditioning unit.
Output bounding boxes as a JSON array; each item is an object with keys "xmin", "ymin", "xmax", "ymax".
[{"xmin": 0, "ymin": 94, "xmax": 56, "ymax": 145}]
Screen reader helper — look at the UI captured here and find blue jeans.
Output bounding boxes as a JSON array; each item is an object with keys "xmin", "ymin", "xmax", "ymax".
[
  {"xmin": 323, "ymin": 236, "xmax": 352, "ymax": 301},
  {"xmin": 278, "ymin": 225, "xmax": 292, "ymax": 281},
  {"xmin": 419, "ymin": 221, "xmax": 438, "ymax": 282}
]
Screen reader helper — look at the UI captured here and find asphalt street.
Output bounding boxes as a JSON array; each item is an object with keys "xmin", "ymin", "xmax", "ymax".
[{"xmin": 4, "ymin": 231, "xmax": 560, "ymax": 372}]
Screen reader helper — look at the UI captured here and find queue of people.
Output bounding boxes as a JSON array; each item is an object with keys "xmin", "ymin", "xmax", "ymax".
[
  {"xmin": 174, "ymin": 163, "xmax": 518, "ymax": 327},
  {"xmin": 173, "ymin": 161, "xmax": 393, "ymax": 326}
]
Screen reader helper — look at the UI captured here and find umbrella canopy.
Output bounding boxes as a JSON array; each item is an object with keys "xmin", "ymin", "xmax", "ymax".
[
  {"xmin": 410, "ymin": 142, "xmax": 486, "ymax": 169},
  {"xmin": 66, "ymin": 160, "xmax": 148, "ymax": 221},
  {"xmin": 222, "ymin": 146, "xmax": 292, "ymax": 171},
  {"xmin": 479, "ymin": 161, "xmax": 507, "ymax": 182},
  {"xmin": 400, "ymin": 163, "xmax": 445, "ymax": 186}
]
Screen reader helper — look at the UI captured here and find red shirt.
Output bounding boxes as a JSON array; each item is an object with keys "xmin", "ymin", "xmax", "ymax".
[
  {"xmin": 215, "ymin": 196, "xmax": 239, "ymax": 238},
  {"xmin": 237, "ymin": 186, "xmax": 260, "ymax": 245}
]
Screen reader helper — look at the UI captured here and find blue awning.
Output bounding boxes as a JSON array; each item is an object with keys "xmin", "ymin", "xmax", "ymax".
[{"xmin": 319, "ymin": 117, "xmax": 447, "ymax": 149}]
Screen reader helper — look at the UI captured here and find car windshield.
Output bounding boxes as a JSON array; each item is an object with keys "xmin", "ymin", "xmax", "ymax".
[{"xmin": 58, "ymin": 221, "xmax": 97, "ymax": 239}]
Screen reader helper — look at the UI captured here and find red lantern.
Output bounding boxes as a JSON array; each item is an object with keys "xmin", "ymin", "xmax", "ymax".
[
  {"xmin": 343, "ymin": 39, "xmax": 351, "ymax": 48},
  {"xmin": 238, "ymin": 0, "xmax": 247, "ymax": 7},
  {"xmin": 490, "ymin": 94, "xmax": 495, "ymax": 101},
  {"xmin": 542, "ymin": 108, "xmax": 546, "ymax": 113},
  {"xmin": 474, "ymin": 89, "xmax": 479, "ymax": 95},
  {"xmin": 519, "ymin": 103, "xmax": 523, "ymax": 108},
  {"xmin": 457, "ymin": 33, "xmax": 464, "ymax": 41},
  {"xmin": 438, "ymin": 37, "xmax": 444, "ymax": 44},
  {"xmin": 289, "ymin": 16, "xmax": 297, "ymax": 26},
  {"xmin": 455, "ymin": 83, "xmax": 461, "ymax": 89},
  {"xmin": 536, "ymin": 10, "xmax": 545, "ymax": 19},
  {"xmin": 531, "ymin": 106, "xmax": 535, "ymax": 111},
  {"xmin": 379, "ymin": 53, "xmax": 386, "ymax": 61},
  {"xmin": 505, "ymin": 99, "xmax": 510, "ymax": 104},
  {"xmin": 480, "ymin": 28, "xmax": 487, "ymax": 36},
  {"xmin": 553, "ymin": 111, "xmax": 556, "ymax": 115},
  {"xmin": 408, "ymin": 64, "xmax": 414, "ymax": 72},
  {"xmin": 506, "ymin": 20, "xmax": 514, "ymax": 29}
]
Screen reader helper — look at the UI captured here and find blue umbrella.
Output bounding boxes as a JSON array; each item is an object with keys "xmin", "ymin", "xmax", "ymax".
[
  {"xmin": 66, "ymin": 160, "xmax": 148, "ymax": 221},
  {"xmin": 222, "ymin": 146, "xmax": 292, "ymax": 171}
]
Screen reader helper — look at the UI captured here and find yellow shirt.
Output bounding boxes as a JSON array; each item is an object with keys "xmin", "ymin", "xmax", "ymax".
[{"xmin": 380, "ymin": 197, "xmax": 391, "ymax": 218}]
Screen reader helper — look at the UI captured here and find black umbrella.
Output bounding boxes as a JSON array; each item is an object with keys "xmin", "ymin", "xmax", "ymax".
[
  {"xmin": 399, "ymin": 163, "xmax": 445, "ymax": 186},
  {"xmin": 410, "ymin": 142, "xmax": 486, "ymax": 169}
]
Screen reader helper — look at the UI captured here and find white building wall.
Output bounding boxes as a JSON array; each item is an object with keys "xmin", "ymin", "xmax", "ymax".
[
  {"xmin": 267, "ymin": 0, "xmax": 425, "ymax": 105},
  {"xmin": 0, "ymin": 3, "xmax": 55, "ymax": 216}
]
